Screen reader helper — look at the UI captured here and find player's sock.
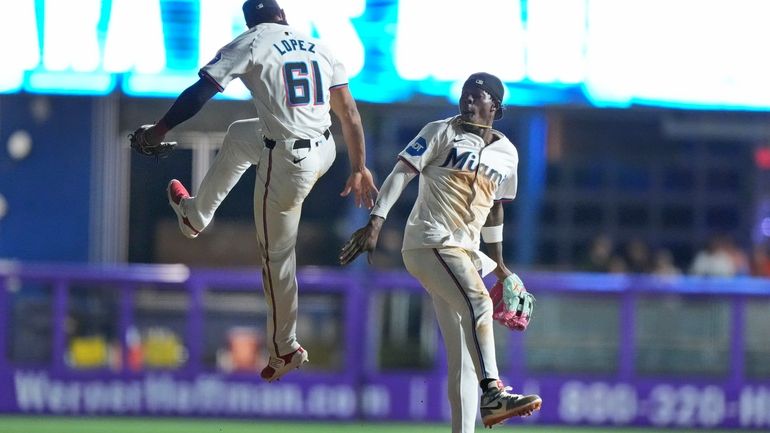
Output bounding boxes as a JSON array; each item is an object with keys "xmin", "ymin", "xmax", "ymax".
[{"xmin": 480, "ymin": 378, "xmax": 497, "ymax": 391}]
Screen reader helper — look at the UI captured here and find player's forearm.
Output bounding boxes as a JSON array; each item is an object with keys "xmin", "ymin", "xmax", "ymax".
[
  {"xmin": 370, "ymin": 160, "xmax": 416, "ymax": 219},
  {"xmin": 157, "ymin": 78, "xmax": 219, "ymax": 134},
  {"xmin": 339, "ymin": 112, "xmax": 367, "ymax": 172},
  {"xmin": 483, "ymin": 202, "xmax": 509, "ymax": 277},
  {"xmin": 485, "ymin": 242, "xmax": 505, "ymax": 265},
  {"xmin": 486, "ymin": 240, "xmax": 511, "ymax": 281},
  {"xmin": 329, "ymin": 86, "xmax": 367, "ymax": 172}
]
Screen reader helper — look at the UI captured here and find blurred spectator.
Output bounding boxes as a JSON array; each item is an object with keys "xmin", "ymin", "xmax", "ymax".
[
  {"xmin": 689, "ymin": 235, "xmax": 736, "ymax": 277},
  {"xmin": 652, "ymin": 248, "xmax": 682, "ymax": 276},
  {"xmin": 607, "ymin": 255, "xmax": 629, "ymax": 274},
  {"xmin": 723, "ymin": 235, "xmax": 750, "ymax": 276},
  {"xmin": 579, "ymin": 234, "xmax": 615, "ymax": 272},
  {"xmin": 578, "ymin": 233, "xmax": 634, "ymax": 274},
  {"xmin": 750, "ymin": 243, "xmax": 770, "ymax": 278},
  {"xmin": 624, "ymin": 237, "xmax": 652, "ymax": 274}
]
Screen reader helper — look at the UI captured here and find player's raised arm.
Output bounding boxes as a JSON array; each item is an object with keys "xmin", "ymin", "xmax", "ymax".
[
  {"xmin": 132, "ymin": 78, "xmax": 220, "ymax": 151},
  {"xmin": 482, "ymin": 201, "xmax": 513, "ymax": 281},
  {"xmin": 330, "ymin": 85, "xmax": 378, "ymax": 208},
  {"xmin": 156, "ymin": 78, "xmax": 220, "ymax": 135},
  {"xmin": 339, "ymin": 159, "xmax": 416, "ymax": 265}
]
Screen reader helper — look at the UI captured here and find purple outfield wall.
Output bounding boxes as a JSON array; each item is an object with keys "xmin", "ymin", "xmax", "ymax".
[{"xmin": 1, "ymin": 261, "xmax": 770, "ymax": 429}]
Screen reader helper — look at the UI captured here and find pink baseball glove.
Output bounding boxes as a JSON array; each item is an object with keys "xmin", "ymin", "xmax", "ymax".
[{"xmin": 489, "ymin": 274, "xmax": 535, "ymax": 331}]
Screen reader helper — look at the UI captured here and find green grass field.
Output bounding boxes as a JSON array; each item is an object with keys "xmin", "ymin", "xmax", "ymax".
[{"xmin": 0, "ymin": 417, "xmax": 743, "ymax": 433}]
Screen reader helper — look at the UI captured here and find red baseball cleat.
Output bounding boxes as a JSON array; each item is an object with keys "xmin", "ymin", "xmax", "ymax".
[
  {"xmin": 167, "ymin": 179, "xmax": 201, "ymax": 239},
  {"xmin": 260, "ymin": 346, "xmax": 309, "ymax": 382}
]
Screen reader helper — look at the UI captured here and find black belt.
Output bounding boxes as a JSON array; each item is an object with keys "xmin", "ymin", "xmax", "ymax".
[{"xmin": 264, "ymin": 130, "xmax": 330, "ymax": 150}]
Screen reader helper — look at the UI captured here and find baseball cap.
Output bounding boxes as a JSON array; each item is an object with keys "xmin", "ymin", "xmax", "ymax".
[
  {"xmin": 242, "ymin": 0, "xmax": 283, "ymax": 26},
  {"xmin": 463, "ymin": 72, "xmax": 505, "ymax": 120},
  {"xmin": 244, "ymin": 0, "xmax": 281, "ymax": 10},
  {"xmin": 243, "ymin": 0, "xmax": 281, "ymax": 17}
]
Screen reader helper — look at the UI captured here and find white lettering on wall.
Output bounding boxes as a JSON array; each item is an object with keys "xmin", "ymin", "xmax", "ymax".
[
  {"xmin": 103, "ymin": 0, "xmax": 166, "ymax": 72},
  {"xmin": 2, "ymin": 0, "xmax": 769, "ymax": 109},
  {"xmin": 394, "ymin": 0, "xmax": 525, "ymax": 82},
  {"xmin": 740, "ymin": 386, "xmax": 770, "ymax": 428},
  {"xmin": 14, "ymin": 371, "xmax": 48, "ymax": 412},
  {"xmin": 82, "ymin": 381, "xmax": 142, "ymax": 414},
  {"xmin": 525, "ymin": 0, "xmax": 586, "ymax": 84},
  {"xmin": 43, "ymin": 0, "xmax": 102, "ymax": 71},
  {"xmin": 584, "ymin": 0, "xmax": 770, "ymax": 107},
  {"xmin": 306, "ymin": 384, "xmax": 356, "ymax": 417},
  {"xmin": 15, "ymin": 371, "xmax": 80, "ymax": 414},
  {"xmin": 198, "ymin": 0, "xmax": 245, "ymax": 67},
  {"xmin": 559, "ymin": 380, "xmax": 638, "ymax": 425},
  {"xmin": 280, "ymin": 0, "xmax": 366, "ymax": 78},
  {"xmin": 360, "ymin": 385, "xmax": 390, "ymax": 418},
  {"xmin": 13, "ymin": 371, "xmax": 374, "ymax": 417},
  {"xmin": 0, "ymin": 0, "xmax": 39, "ymax": 91}
]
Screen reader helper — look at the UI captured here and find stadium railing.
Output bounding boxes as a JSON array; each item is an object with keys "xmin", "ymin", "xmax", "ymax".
[{"xmin": 1, "ymin": 260, "xmax": 769, "ymax": 429}]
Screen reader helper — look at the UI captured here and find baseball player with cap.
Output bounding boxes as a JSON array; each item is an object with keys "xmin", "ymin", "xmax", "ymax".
[
  {"xmin": 133, "ymin": 0, "xmax": 378, "ymax": 382},
  {"xmin": 340, "ymin": 73, "xmax": 542, "ymax": 431}
]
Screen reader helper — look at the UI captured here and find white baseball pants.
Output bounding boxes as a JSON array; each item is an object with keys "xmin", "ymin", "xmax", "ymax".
[
  {"xmin": 183, "ymin": 118, "xmax": 263, "ymax": 230},
  {"xmin": 254, "ymin": 130, "xmax": 336, "ymax": 358},
  {"xmin": 181, "ymin": 117, "xmax": 336, "ymax": 358},
  {"xmin": 402, "ymin": 247, "xmax": 499, "ymax": 433}
]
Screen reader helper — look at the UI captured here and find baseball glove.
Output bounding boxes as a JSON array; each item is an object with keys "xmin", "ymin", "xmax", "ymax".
[
  {"xmin": 129, "ymin": 124, "xmax": 176, "ymax": 158},
  {"xmin": 489, "ymin": 274, "xmax": 535, "ymax": 331}
]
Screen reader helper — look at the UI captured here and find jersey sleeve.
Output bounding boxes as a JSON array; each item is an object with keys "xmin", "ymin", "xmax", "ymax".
[
  {"xmin": 494, "ymin": 151, "xmax": 519, "ymax": 202},
  {"xmin": 198, "ymin": 34, "xmax": 254, "ymax": 92},
  {"xmin": 397, "ymin": 122, "xmax": 443, "ymax": 173},
  {"xmin": 329, "ymin": 56, "xmax": 348, "ymax": 89}
]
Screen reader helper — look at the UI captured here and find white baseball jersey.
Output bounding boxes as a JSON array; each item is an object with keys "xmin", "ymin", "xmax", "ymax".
[
  {"xmin": 199, "ymin": 23, "xmax": 348, "ymax": 140},
  {"xmin": 194, "ymin": 22, "xmax": 345, "ymax": 363},
  {"xmin": 398, "ymin": 116, "xmax": 519, "ymax": 252}
]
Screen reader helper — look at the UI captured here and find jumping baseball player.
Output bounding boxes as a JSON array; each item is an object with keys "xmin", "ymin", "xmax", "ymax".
[
  {"xmin": 340, "ymin": 73, "xmax": 542, "ymax": 431},
  {"xmin": 131, "ymin": 0, "xmax": 378, "ymax": 382}
]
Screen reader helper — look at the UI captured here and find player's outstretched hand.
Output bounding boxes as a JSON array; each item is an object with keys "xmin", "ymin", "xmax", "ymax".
[
  {"xmin": 340, "ymin": 167, "xmax": 378, "ymax": 209},
  {"xmin": 339, "ymin": 216, "xmax": 384, "ymax": 265}
]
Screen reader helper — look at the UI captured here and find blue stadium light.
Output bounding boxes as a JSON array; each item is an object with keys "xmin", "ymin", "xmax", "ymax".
[
  {"xmin": 124, "ymin": 73, "xmax": 201, "ymax": 97},
  {"xmin": 0, "ymin": 0, "xmax": 768, "ymax": 112},
  {"xmin": 26, "ymin": 72, "xmax": 116, "ymax": 95}
]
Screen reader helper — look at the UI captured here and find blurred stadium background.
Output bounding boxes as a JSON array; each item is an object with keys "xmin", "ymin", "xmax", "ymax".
[{"xmin": 2, "ymin": 0, "xmax": 770, "ymax": 432}]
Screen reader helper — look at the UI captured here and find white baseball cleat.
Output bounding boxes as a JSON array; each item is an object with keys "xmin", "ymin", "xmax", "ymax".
[
  {"xmin": 260, "ymin": 346, "xmax": 309, "ymax": 382},
  {"xmin": 480, "ymin": 380, "xmax": 542, "ymax": 428},
  {"xmin": 167, "ymin": 179, "xmax": 201, "ymax": 239}
]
